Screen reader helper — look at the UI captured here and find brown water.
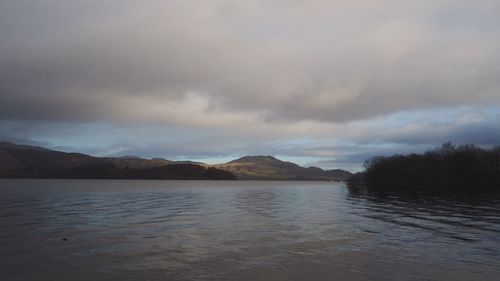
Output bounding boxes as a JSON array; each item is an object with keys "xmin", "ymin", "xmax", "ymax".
[{"xmin": 1, "ymin": 179, "xmax": 499, "ymax": 281}]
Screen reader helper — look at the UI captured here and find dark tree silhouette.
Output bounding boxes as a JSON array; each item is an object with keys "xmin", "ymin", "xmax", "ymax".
[{"xmin": 350, "ymin": 143, "xmax": 500, "ymax": 194}]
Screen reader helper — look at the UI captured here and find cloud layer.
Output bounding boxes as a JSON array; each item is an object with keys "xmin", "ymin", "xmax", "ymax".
[{"xmin": 1, "ymin": 1, "xmax": 500, "ymax": 170}]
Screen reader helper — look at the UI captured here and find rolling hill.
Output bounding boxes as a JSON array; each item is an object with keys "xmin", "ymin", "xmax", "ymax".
[
  {"xmin": 0, "ymin": 142, "xmax": 235, "ymax": 180},
  {"xmin": 214, "ymin": 155, "xmax": 351, "ymax": 181},
  {"xmin": 0, "ymin": 142, "xmax": 351, "ymax": 181}
]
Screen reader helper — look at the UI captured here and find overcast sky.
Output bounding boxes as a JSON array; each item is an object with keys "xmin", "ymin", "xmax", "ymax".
[{"xmin": 1, "ymin": 0, "xmax": 500, "ymax": 171}]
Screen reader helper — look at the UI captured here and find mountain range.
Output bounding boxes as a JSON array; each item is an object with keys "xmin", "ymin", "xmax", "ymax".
[{"xmin": 0, "ymin": 142, "xmax": 351, "ymax": 181}]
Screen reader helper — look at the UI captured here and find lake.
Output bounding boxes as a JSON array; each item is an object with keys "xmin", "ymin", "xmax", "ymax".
[{"xmin": 1, "ymin": 179, "xmax": 499, "ymax": 281}]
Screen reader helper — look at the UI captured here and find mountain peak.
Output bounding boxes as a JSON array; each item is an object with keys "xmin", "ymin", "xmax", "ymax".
[
  {"xmin": 228, "ymin": 155, "xmax": 280, "ymax": 164},
  {"xmin": 216, "ymin": 154, "xmax": 350, "ymax": 180}
]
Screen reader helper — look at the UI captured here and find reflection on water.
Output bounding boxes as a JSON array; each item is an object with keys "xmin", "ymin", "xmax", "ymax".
[{"xmin": 1, "ymin": 179, "xmax": 499, "ymax": 281}]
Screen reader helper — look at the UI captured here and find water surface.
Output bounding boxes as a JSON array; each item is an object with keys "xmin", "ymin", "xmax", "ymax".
[{"xmin": 1, "ymin": 180, "xmax": 499, "ymax": 281}]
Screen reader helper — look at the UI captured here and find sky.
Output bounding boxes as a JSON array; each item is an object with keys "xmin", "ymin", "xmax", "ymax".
[{"xmin": 1, "ymin": 0, "xmax": 500, "ymax": 171}]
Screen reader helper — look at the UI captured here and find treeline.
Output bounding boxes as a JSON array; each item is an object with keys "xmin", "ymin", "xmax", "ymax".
[
  {"xmin": 5, "ymin": 162, "xmax": 237, "ymax": 180},
  {"xmin": 69, "ymin": 163, "xmax": 238, "ymax": 180},
  {"xmin": 350, "ymin": 143, "xmax": 500, "ymax": 193}
]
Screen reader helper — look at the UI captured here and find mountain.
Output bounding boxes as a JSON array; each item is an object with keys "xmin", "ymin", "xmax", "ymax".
[
  {"xmin": 214, "ymin": 155, "xmax": 351, "ymax": 181},
  {"xmin": 0, "ymin": 142, "xmax": 235, "ymax": 180},
  {"xmin": 0, "ymin": 142, "xmax": 351, "ymax": 181}
]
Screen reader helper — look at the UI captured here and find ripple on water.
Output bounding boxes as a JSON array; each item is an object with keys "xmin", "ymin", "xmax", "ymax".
[{"xmin": 1, "ymin": 179, "xmax": 500, "ymax": 281}]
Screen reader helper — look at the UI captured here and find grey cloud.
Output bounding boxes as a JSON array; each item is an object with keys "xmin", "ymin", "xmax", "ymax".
[
  {"xmin": 1, "ymin": 0, "xmax": 500, "ymax": 126},
  {"xmin": 368, "ymin": 110, "xmax": 500, "ymax": 146},
  {"xmin": 1, "ymin": 1, "xmax": 500, "ymax": 171}
]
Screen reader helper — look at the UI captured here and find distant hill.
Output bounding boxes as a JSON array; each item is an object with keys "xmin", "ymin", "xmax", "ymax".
[
  {"xmin": 0, "ymin": 142, "xmax": 235, "ymax": 180},
  {"xmin": 0, "ymin": 141, "xmax": 51, "ymax": 151},
  {"xmin": 214, "ymin": 155, "xmax": 351, "ymax": 181},
  {"xmin": 0, "ymin": 142, "xmax": 351, "ymax": 181}
]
